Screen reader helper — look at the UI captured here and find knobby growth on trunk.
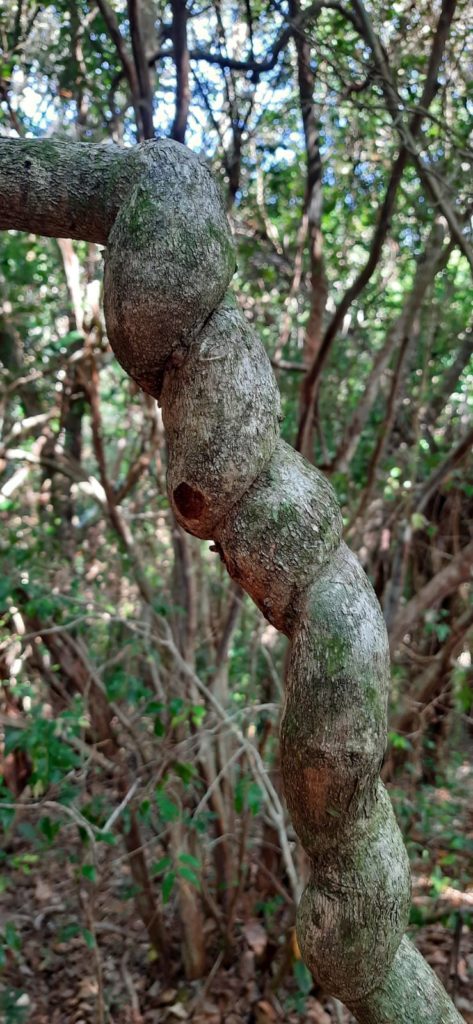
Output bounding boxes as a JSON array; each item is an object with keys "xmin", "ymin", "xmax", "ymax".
[{"xmin": 0, "ymin": 135, "xmax": 465, "ymax": 1023}]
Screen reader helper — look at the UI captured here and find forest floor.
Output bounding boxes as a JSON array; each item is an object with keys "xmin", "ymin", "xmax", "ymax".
[{"xmin": 1, "ymin": 775, "xmax": 472, "ymax": 1024}]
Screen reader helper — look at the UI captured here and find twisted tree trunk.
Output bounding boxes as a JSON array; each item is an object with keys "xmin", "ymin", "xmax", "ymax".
[{"xmin": 0, "ymin": 136, "xmax": 464, "ymax": 1022}]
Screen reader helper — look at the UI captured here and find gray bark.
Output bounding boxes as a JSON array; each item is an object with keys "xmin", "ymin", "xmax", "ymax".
[
  {"xmin": 0, "ymin": 135, "xmax": 465, "ymax": 1023},
  {"xmin": 349, "ymin": 937, "xmax": 465, "ymax": 1023},
  {"xmin": 0, "ymin": 136, "xmax": 129, "ymax": 242}
]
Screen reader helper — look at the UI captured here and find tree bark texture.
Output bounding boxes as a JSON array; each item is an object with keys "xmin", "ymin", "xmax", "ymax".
[{"xmin": 0, "ymin": 136, "xmax": 465, "ymax": 1022}]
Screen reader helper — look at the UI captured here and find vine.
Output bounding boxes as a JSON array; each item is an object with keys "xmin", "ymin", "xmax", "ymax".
[{"xmin": 0, "ymin": 135, "xmax": 464, "ymax": 1023}]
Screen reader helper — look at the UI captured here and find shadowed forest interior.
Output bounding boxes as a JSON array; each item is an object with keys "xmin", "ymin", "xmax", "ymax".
[{"xmin": 0, "ymin": 0, "xmax": 472, "ymax": 1021}]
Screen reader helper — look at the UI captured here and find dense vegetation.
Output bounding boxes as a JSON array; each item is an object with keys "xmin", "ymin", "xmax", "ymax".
[{"xmin": 0, "ymin": 0, "xmax": 472, "ymax": 1021}]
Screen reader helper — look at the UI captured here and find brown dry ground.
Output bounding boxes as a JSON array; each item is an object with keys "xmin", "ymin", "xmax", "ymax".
[{"xmin": 1, "ymin": 811, "xmax": 472, "ymax": 1024}]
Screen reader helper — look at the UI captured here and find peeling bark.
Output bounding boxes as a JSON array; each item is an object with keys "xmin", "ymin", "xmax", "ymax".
[{"xmin": 0, "ymin": 134, "xmax": 465, "ymax": 1022}]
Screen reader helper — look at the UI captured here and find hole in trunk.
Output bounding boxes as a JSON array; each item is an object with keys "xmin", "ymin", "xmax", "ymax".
[{"xmin": 173, "ymin": 482, "xmax": 205, "ymax": 520}]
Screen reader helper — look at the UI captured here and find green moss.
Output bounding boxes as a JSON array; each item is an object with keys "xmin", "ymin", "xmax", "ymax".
[
  {"xmin": 219, "ymin": 291, "xmax": 237, "ymax": 311},
  {"xmin": 263, "ymin": 496, "xmax": 297, "ymax": 528},
  {"xmin": 123, "ymin": 186, "xmax": 158, "ymax": 244},
  {"xmin": 207, "ymin": 219, "xmax": 235, "ymax": 261},
  {"xmin": 325, "ymin": 633, "xmax": 351, "ymax": 677},
  {"xmin": 103, "ymin": 157, "xmax": 131, "ymax": 210},
  {"xmin": 365, "ymin": 683, "xmax": 383, "ymax": 719}
]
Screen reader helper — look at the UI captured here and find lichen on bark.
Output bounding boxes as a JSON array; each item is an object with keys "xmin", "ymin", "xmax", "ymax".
[{"xmin": 0, "ymin": 134, "xmax": 465, "ymax": 1024}]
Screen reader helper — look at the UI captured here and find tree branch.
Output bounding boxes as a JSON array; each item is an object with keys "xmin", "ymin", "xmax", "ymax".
[
  {"xmin": 351, "ymin": 0, "xmax": 473, "ymax": 270},
  {"xmin": 94, "ymin": 0, "xmax": 144, "ymax": 138},
  {"xmin": 127, "ymin": 0, "xmax": 155, "ymax": 139},
  {"xmin": 289, "ymin": 0, "xmax": 328, "ymax": 461},
  {"xmin": 416, "ymin": 423, "xmax": 473, "ymax": 514},
  {"xmin": 296, "ymin": 0, "xmax": 465, "ymax": 452},
  {"xmin": 0, "ymin": 136, "xmax": 130, "ymax": 243},
  {"xmin": 170, "ymin": 0, "xmax": 190, "ymax": 143},
  {"xmin": 331, "ymin": 220, "xmax": 452, "ymax": 472},
  {"xmin": 0, "ymin": 133, "xmax": 464, "ymax": 1024},
  {"xmin": 390, "ymin": 539, "xmax": 473, "ymax": 651}
]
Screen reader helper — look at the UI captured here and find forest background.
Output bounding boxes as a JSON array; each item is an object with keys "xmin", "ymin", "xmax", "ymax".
[{"xmin": 0, "ymin": 0, "xmax": 472, "ymax": 1021}]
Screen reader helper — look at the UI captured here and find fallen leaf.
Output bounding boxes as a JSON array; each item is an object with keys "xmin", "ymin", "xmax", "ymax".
[
  {"xmin": 307, "ymin": 1000, "xmax": 331, "ymax": 1024},
  {"xmin": 428, "ymin": 949, "xmax": 448, "ymax": 966},
  {"xmin": 255, "ymin": 999, "xmax": 277, "ymax": 1023},
  {"xmin": 167, "ymin": 1004, "xmax": 188, "ymax": 1020},
  {"xmin": 457, "ymin": 957, "xmax": 470, "ymax": 985},
  {"xmin": 239, "ymin": 949, "xmax": 255, "ymax": 981},
  {"xmin": 243, "ymin": 920, "xmax": 267, "ymax": 957},
  {"xmin": 159, "ymin": 989, "xmax": 178, "ymax": 1005},
  {"xmin": 35, "ymin": 878, "xmax": 53, "ymax": 902},
  {"xmin": 78, "ymin": 977, "xmax": 99, "ymax": 998},
  {"xmin": 200, "ymin": 1001, "xmax": 220, "ymax": 1014}
]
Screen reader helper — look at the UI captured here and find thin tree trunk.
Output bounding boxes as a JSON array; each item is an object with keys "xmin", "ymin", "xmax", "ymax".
[
  {"xmin": 350, "ymin": 330, "xmax": 413, "ymax": 528},
  {"xmin": 331, "ymin": 221, "xmax": 450, "ymax": 472},
  {"xmin": 170, "ymin": 0, "xmax": 190, "ymax": 143},
  {"xmin": 296, "ymin": 0, "xmax": 460, "ymax": 449},
  {"xmin": 94, "ymin": 0, "xmax": 145, "ymax": 139},
  {"xmin": 415, "ymin": 424, "xmax": 473, "ymax": 514},
  {"xmin": 352, "ymin": 0, "xmax": 472, "ymax": 271},
  {"xmin": 423, "ymin": 326, "xmax": 473, "ymax": 431},
  {"xmin": 384, "ymin": 606, "xmax": 473, "ymax": 780},
  {"xmin": 289, "ymin": 0, "xmax": 328, "ymax": 461},
  {"xmin": 390, "ymin": 540, "xmax": 473, "ymax": 652},
  {"xmin": 128, "ymin": 0, "xmax": 155, "ymax": 139}
]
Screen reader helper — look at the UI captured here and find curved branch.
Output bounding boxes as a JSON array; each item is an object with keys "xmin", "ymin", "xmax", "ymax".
[
  {"xmin": 0, "ymin": 136, "xmax": 130, "ymax": 242},
  {"xmin": 148, "ymin": 0, "xmax": 358, "ymax": 78},
  {"xmin": 0, "ymin": 135, "xmax": 465, "ymax": 1023}
]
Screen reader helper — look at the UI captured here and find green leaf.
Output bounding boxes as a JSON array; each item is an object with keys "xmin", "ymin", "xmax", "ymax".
[
  {"xmin": 191, "ymin": 706, "xmax": 206, "ymax": 727},
  {"xmin": 153, "ymin": 716, "xmax": 165, "ymax": 737},
  {"xmin": 388, "ymin": 730, "xmax": 410, "ymax": 751},
  {"xmin": 173, "ymin": 761, "xmax": 195, "ymax": 785},
  {"xmin": 40, "ymin": 816, "xmax": 61, "ymax": 843},
  {"xmin": 58, "ymin": 923, "xmax": 81, "ymax": 942},
  {"xmin": 81, "ymin": 864, "xmax": 97, "ymax": 882},
  {"xmin": 151, "ymin": 856, "xmax": 172, "ymax": 876},
  {"xmin": 161, "ymin": 871, "xmax": 176, "ymax": 904},
  {"xmin": 177, "ymin": 865, "xmax": 200, "ymax": 888},
  {"xmin": 294, "ymin": 958, "xmax": 313, "ymax": 995},
  {"xmin": 97, "ymin": 831, "xmax": 116, "ymax": 845},
  {"xmin": 178, "ymin": 853, "xmax": 200, "ymax": 868},
  {"xmin": 155, "ymin": 789, "xmax": 180, "ymax": 822},
  {"xmin": 81, "ymin": 928, "xmax": 96, "ymax": 949},
  {"xmin": 411, "ymin": 512, "xmax": 428, "ymax": 531},
  {"xmin": 4, "ymin": 922, "xmax": 21, "ymax": 951}
]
